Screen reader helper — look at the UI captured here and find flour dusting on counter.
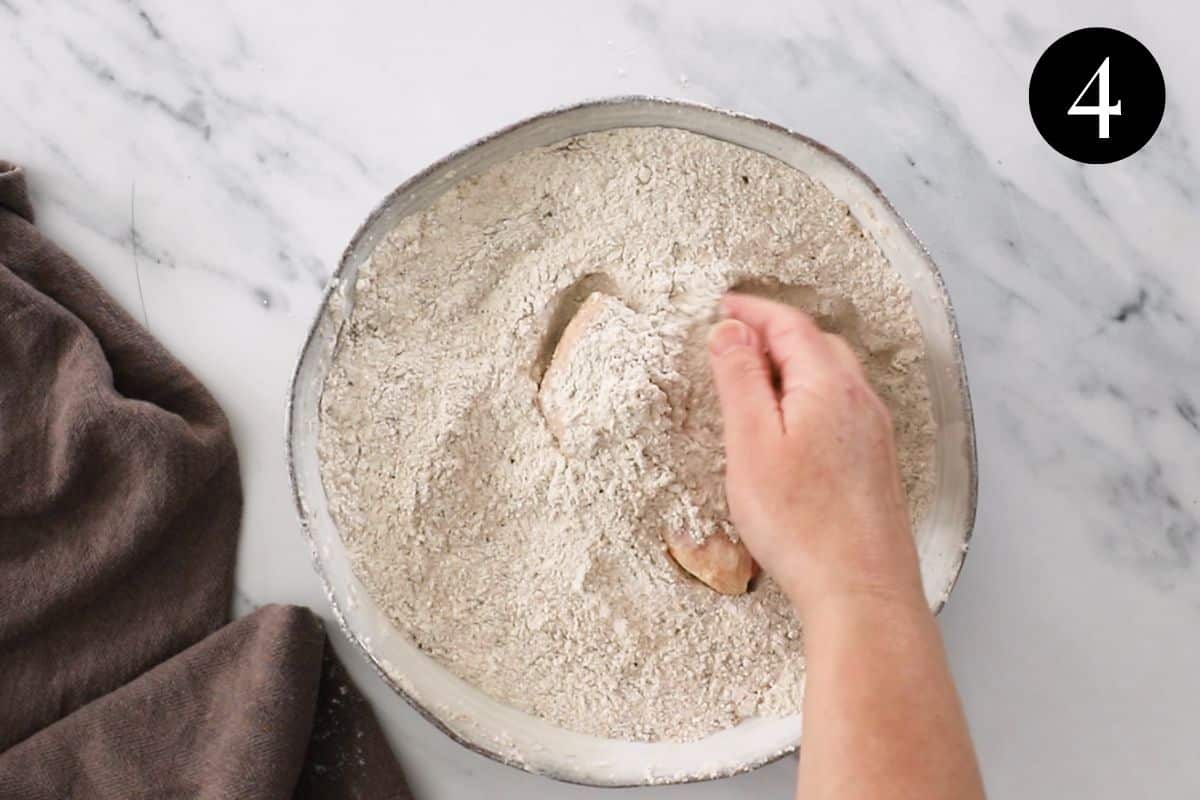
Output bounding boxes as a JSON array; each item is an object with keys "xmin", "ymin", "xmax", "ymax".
[{"xmin": 318, "ymin": 127, "xmax": 935, "ymax": 741}]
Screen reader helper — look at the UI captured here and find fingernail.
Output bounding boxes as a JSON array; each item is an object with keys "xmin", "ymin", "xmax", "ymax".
[{"xmin": 708, "ymin": 319, "xmax": 752, "ymax": 355}]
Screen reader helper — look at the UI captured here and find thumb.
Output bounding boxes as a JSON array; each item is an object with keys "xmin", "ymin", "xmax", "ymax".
[{"xmin": 708, "ymin": 319, "xmax": 781, "ymax": 453}]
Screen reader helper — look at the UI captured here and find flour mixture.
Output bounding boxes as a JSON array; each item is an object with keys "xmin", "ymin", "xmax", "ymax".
[{"xmin": 317, "ymin": 127, "xmax": 935, "ymax": 741}]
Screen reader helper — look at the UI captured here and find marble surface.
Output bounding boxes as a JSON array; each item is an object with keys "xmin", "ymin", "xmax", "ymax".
[{"xmin": 4, "ymin": 0, "xmax": 1197, "ymax": 796}]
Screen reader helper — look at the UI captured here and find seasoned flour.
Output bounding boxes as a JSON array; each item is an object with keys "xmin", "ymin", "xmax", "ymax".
[{"xmin": 318, "ymin": 127, "xmax": 935, "ymax": 741}]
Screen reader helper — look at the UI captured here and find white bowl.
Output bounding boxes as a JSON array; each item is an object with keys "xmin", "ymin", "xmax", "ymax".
[{"xmin": 286, "ymin": 97, "xmax": 977, "ymax": 787}]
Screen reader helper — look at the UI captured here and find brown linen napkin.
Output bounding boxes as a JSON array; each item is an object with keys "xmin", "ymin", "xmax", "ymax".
[{"xmin": 0, "ymin": 161, "xmax": 410, "ymax": 799}]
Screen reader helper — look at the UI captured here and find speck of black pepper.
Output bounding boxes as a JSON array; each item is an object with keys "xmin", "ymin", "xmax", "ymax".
[{"xmin": 740, "ymin": 175, "xmax": 749, "ymax": 184}]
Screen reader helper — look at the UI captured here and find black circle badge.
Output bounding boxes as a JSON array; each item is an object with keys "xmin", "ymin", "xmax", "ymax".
[{"xmin": 1029, "ymin": 28, "xmax": 1165, "ymax": 164}]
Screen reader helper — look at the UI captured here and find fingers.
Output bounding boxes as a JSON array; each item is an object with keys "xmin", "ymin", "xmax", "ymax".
[
  {"xmin": 720, "ymin": 294, "xmax": 830, "ymax": 389},
  {"xmin": 707, "ymin": 319, "xmax": 781, "ymax": 453},
  {"xmin": 720, "ymin": 294, "xmax": 833, "ymax": 423}
]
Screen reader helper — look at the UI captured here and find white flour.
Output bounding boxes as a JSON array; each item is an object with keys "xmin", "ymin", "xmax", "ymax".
[{"xmin": 318, "ymin": 127, "xmax": 935, "ymax": 741}]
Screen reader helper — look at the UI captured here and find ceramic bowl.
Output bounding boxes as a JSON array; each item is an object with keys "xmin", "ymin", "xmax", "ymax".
[{"xmin": 286, "ymin": 96, "xmax": 977, "ymax": 787}]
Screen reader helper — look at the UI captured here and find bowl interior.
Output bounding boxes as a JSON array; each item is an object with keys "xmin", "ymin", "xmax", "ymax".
[{"xmin": 287, "ymin": 97, "xmax": 976, "ymax": 786}]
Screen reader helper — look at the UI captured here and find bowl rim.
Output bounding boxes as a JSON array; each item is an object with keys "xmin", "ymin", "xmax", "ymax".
[{"xmin": 285, "ymin": 94, "xmax": 979, "ymax": 787}]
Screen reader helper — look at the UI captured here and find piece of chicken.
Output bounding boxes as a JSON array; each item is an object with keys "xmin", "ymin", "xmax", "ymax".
[
  {"xmin": 538, "ymin": 291, "xmax": 614, "ymax": 444},
  {"xmin": 538, "ymin": 290, "xmax": 758, "ymax": 595},
  {"xmin": 661, "ymin": 528, "xmax": 758, "ymax": 595}
]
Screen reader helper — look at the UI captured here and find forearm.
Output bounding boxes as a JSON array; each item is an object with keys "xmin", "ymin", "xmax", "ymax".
[
  {"xmin": 796, "ymin": 592, "xmax": 985, "ymax": 800},
  {"xmin": 705, "ymin": 297, "xmax": 983, "ymax": 797}
]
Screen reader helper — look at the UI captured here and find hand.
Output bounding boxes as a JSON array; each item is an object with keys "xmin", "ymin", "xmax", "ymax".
[{"xmin": 707, "ymin": 293, "xmax": 924, "ymax": 618}]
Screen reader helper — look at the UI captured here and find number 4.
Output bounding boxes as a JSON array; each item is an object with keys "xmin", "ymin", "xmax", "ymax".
[{"xmin": 1068, "ymin": 57, "xmax": 1122, "ymax": 139}]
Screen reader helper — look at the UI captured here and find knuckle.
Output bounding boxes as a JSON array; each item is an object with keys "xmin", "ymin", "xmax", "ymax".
[
  {"xmin": 842, "ymin": 375, "xmax": 881, "ymax": 407},
  {"xmin": 768, "ymin": 308, "xmax": 817, "ymax": 338},
  {"xmin": 776, "ymin": 321, "xmax": 807, "ymax": 341},
  {"xmin": 776, "ymin": 321, "xmax": 816, "ymax": 352},
  {"xmin": 722, "ymin": 350, "xmax": 768, "ymax": 382},
  {"xmin": 825, "ymin": 331, "xmax": 850, "ymax": 353},
  {"xmin": 810, "ymin": 368, "xmax": 855, "ymax": 400},
  {"xmin": 818, "ymin": 373, "xmax": 889, "ymax": 418}
]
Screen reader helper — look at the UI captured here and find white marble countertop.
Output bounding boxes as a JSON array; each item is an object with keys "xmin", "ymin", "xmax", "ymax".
[{"xmin": 5, "ymin": 1, "xmax": 1198, "ymax": 796}]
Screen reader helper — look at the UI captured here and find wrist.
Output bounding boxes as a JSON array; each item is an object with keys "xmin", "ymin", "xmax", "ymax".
[
  {"xmin": 776, "ymin": 519, "xmax": 925, "ymax": 621},
  {"xmin": 787, "ymin": 573, "xmax": 928, "ymax": 628},
  {"xmin": 796, "ymin": 582, "xmax": 940, "ymax": 677}
]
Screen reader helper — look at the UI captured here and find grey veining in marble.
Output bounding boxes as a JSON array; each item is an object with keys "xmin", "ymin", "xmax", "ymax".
[{"xmin": 3, "ymin": 0, "xmax": 1197, "ymax": 797}]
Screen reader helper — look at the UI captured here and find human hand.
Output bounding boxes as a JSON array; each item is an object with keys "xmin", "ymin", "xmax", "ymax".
[{"xmin": 707, "ymin": 293, "xmax": 925, "ymax": 618}]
